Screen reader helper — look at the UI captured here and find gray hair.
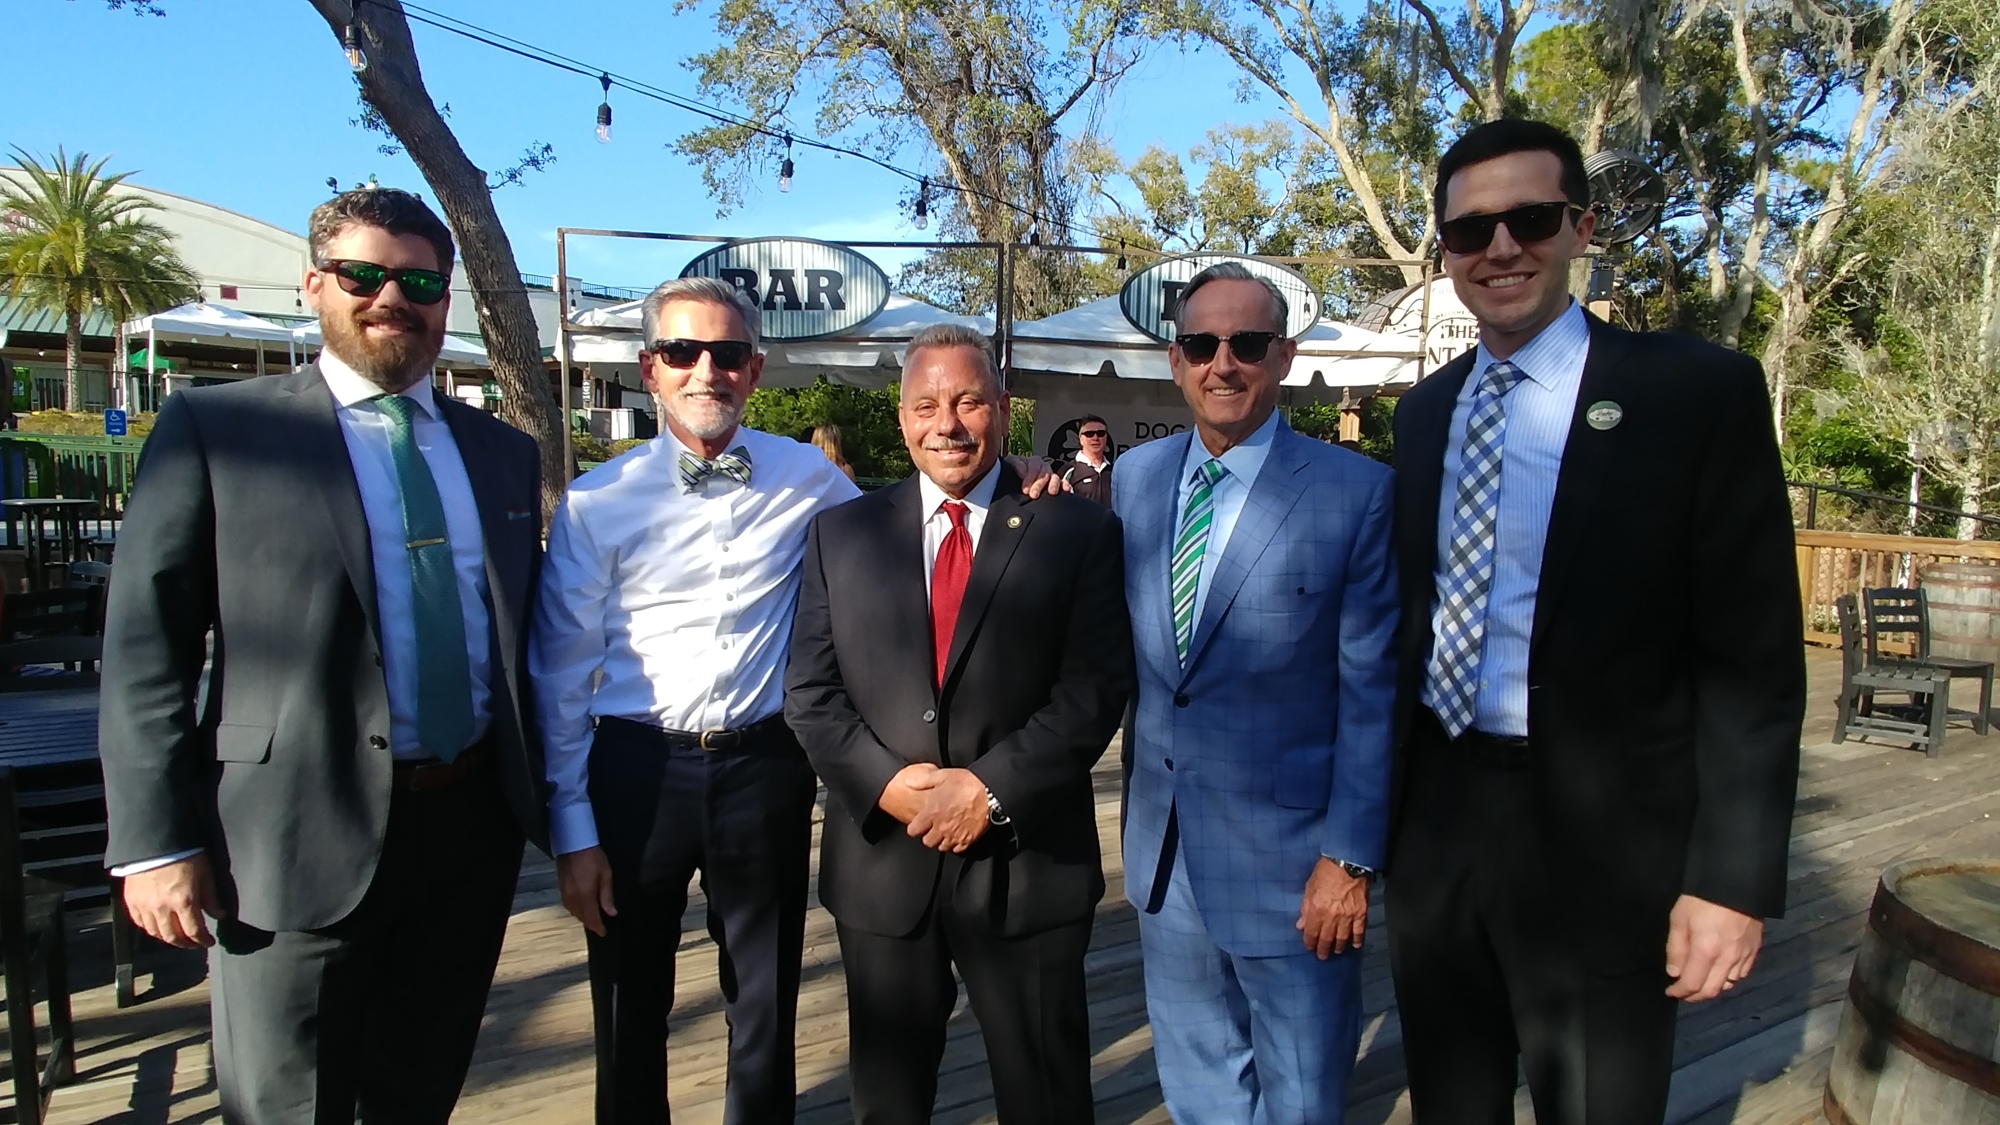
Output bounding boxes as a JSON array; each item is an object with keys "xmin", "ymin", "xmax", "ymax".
[
  {"xmin": 902, "ymin": 323, "xmax": 1003, "ymax": 394},
  {"xmin": 640, "ymin": 276, "xmax": 762, "ymax": 350},
  {"xmin": 1178, "ymin": 262, "xmax": 1289, "ymax": 335}
]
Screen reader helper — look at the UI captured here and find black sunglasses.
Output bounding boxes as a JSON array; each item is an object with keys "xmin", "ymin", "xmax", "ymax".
[
  {"xmin": 1174, "ymin": 331, "xmax": 1279, "ymax": 365},
  {"xmin": 648, "ymin": 338, "xmax": 754, "ymax": 370},
  {"xmin": 1078, "ymin": 428, "xmax": 1109, "ymax": 439},
  {"xmin": 1438, "ymin": 202, "xmax": 1585, "ymax": 255},
  {"xmin": 317, "ymin": 259, "xmax": 449, "ymax": 305}
]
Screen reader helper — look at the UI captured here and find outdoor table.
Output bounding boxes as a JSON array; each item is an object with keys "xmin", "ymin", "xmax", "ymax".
[
  {"xmin": 1, "ymin": 500, "xmax": 100, "ymax": 592},
  {"xmin": 0, "ymin": 688, "xmax": 99, "ymax": 769}
]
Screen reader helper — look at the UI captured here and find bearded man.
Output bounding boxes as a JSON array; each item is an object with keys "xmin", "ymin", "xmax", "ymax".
[
  {"xmin": 532, "ymin": 279, "xmax": 1065, "ymax": 1123},
  {"xmin": 101, "ymin": 187, "xmax": 548, "ymax": 1122}
]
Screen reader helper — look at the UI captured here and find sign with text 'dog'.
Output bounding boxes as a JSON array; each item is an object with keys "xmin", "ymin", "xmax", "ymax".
[
  {"xmin": 1119, "ymin": 253, "xmax": 1321, "ymax": 343},
  {"xmin": 679, "ymin": 236, "xmax": 892, "ymax": 342}
]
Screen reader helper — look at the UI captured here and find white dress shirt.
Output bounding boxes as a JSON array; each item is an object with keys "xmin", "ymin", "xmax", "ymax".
[
  {"xmin": 919, "ymin": 461, "xmax": 1003, "ymax": 601},
  {"xmin": 1173, "ymin": 409, "xmax": 1279, "ymax": 629},
  {"xmin": 1424, "ymin": 300, "xmax": 1591, "ymax": 737},
  {"xmin": 532, "ymin": 427, "xmax": 860, "ymax": 856},
  {"xmin": 110, "ymin": 353, "xmax": 493, "ymax": 878}
]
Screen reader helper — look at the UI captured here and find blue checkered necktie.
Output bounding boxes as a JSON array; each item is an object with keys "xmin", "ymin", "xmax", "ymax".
[
  {"xmin": 1171, "ymin": 459, "xmax": 1228, "ymax": 664},
  {"xmin": 678, "ymin": 446, "xmax": 753, "ymax": 493},
  {"xmin": 1427, "ymin": 361, "xmax": 1529, "ymax": 738},
  {"xmin": 373, "ymin": 394, "xmax": 476, "ymax": 763}
]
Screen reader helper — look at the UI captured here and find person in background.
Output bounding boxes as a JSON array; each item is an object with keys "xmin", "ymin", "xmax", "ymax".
[
  {"xmin": 101, "ymin": 186, "xmax": 548, "ymax": 1122},
  {"xmin": 1061, "ymin": 414, "xmax": 1113, "ymax": 505},
  {"xmin": 813, "ymin": 423, "xmax": 858, "ymax": 481}
]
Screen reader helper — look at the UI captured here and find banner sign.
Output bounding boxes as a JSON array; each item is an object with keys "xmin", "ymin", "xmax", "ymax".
[
  {"xmin": 1118, "ymin": 254, "xmax": 1321, "ymax": 343},
  {"xmin": 1377, "ymin": 277, "xmax": 1480, "ymax": 369},
  {"xmin": 680, "ymin": 236, "xmax": 891, "ymax": 342},
  {"xmin": 1030, "ymin": 380, "xmax": 1197, "ymax": 464}
]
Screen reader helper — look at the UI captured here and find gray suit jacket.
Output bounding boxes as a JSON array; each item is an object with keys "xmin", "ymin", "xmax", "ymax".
[{"xmin": 99, "ymin": 364, "xmax": 548, "ymax": 933}]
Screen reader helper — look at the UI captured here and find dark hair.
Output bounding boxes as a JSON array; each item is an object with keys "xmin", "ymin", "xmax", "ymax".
[
  {"xmin": 1433, "ymin": 119, "xmax": 1590, "ymax": 222},
  {"xmin": 1078, "ymin": 414, "xmax": 1108, "ymax": 431},
  {"xmin": 308, "ymin": 187, "xmax": 456, "ymax": 276}
]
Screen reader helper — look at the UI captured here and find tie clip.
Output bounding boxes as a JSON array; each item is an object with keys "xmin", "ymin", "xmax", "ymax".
[{"xmin": 406, "ymin": 537, "xmax": 448, "ymax": 549}]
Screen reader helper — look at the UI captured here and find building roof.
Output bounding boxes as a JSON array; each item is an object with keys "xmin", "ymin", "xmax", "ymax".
[{"xmin": 0, "ymin": 297, "xmax": 118, "ymax": 338}]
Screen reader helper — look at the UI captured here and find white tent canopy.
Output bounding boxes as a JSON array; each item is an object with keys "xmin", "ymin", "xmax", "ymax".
[
  {"xmin": 288, "ymin": 320, "xmax": 490, "ymax": 369},
  {"xmin": 121, "ymin": 302, "xmax": 298, "ymax": 345},
  {"xmin": 565, "ymin": 294, "xmax": 996, "ymax": 390},
  {"xmin": 1009, "ymin": 295, "xmax": 1422, "ymax": 398}
]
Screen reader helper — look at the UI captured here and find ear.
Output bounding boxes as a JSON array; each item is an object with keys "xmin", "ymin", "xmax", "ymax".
[{"xmin": 639, "ymin": 350, "xmax": 661, "ymax": 396}]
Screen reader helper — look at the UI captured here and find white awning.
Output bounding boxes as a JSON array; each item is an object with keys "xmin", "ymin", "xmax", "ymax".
[{"xmin": 121, "ymin": 302, "xmax": 299, "ymax": 344}]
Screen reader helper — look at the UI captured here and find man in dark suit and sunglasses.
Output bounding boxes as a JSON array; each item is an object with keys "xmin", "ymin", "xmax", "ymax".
[
  {"xmin": 102, "ymin": 187, "xmax": 548, "ymax": 1121},
  {"xmin": 1386, "ymin": 118, "xmax": 1803, "ymax": 1124}
]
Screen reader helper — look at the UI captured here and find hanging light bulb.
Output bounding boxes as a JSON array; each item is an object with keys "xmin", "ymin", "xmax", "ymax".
[
  {"xmin": 779, "ymin": 136, "xmax": 795, "ymax": 193},
  {"xmin": 1117, "ymin": 241, "xmax": 1128, "ymax": 271},
  {"xmin": 595, "ymin": 74, "xmax": 613, "ymax": 143},
  {"xmin": 1028, "ymin": 218, "xmax": 1042, "ymax": 247},
  {"xmin": 914, "ymin": 179, "xmax": 930, "ymax": 231},
  {"xmin": 343, "ymin": 22, "xmax": 368, "ymax": 73}
]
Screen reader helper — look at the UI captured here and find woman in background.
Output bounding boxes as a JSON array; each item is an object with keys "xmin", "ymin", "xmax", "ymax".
[{"xmin": 811, "ymin": 423, "xmax": 857, "ymax": 481}]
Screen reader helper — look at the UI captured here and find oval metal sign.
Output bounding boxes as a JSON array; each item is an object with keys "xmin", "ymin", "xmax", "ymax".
[
  {"xmin": 1119, "ymin": 253, "xmax": 1321, "ymax": 343},
  {"xmin": 679, "ymin": 236, "xmax": 891, "ymax": 342}
]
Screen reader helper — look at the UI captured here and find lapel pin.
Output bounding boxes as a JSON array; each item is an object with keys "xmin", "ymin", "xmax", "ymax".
[
  {"xmin": 1006, "ymin": 515, "xmax": 1023, "ymax": 528},
  {"xmin": 1585, "ymin": 401, "xmax": 1624, "ymax": 431}
]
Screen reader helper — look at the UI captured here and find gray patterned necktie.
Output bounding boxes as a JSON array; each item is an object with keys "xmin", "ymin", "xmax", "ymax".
[
  {"xmin": 678, "ymin": 446, "xmax": 753, "ymax": 493},
  {"xmin": 1427, "ymin": 361, "xmax": 1528, "ymax": 738}
]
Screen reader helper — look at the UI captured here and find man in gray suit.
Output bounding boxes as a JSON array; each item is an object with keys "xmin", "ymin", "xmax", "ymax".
[{"xmin": 100, "ymin": 187, "xmax": 548, "ymax": 1122}]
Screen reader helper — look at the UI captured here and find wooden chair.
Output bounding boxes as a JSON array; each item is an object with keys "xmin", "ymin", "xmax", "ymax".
[
  {"xmin": 62, "ymin": 562, "xmax": 109, "ymax": 592},
  {"xmin": 0, "ymin": 767, "xmax": 75, "ymax": 1125},
  {"xmin": 1862, "ymin": 586, "xmax": 1994, "ymax": 735},
  {"xmin": 0, "ymin": 638, "xmax": 100, "ymax": 694},
  {"xmin": 0, "ymin": 589, "xmax": 102, "ymax": 643},
  {"xmin": 1836, "ymin": 594, "xmax": 1953, "ymax": 757}
]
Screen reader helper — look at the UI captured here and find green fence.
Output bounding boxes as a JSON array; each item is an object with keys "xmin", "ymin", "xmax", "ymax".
[{"xmin": 0, "ymin": 434, "xmax": 147, "ymax": 519}]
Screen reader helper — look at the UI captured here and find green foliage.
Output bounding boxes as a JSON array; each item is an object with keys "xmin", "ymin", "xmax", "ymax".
[
  {"xmin": 741, "ymin": 379, "xmax": 913, "ymax": 479},
  {"xmin": 15, "ymin": 409, "xmax": 156, "ymax": 437},
  {"xmin": 1782, "ymin": 413, "xmax": 1907, "ymax": 494},
  {"xmin": 1281, "ymin": 397, "xmax": 1396, "ymax": 462}
]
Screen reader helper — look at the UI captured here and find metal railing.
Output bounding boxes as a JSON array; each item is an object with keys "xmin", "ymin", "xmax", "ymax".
[
  {"xmin": 0, "ymin": 434, "xmax": 147, "ymax": 521},
  {"xmin": 1792, "ymin": 480, "xmax": 2000, "ymax": 534}
]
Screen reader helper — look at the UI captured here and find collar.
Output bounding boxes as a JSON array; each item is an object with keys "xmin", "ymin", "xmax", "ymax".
[
  {"xmin": 319, "ymin": 348, "xmax": 441, "ymax": 421},
  {"xmin": 1182, "ymin": 407, "xmax": 1280, "ymax": 484},
  {"xmin": 1076, "ymin": 451, "xmax": 1110, "ymax": 470},
  {"xmin": 918, "ymin": 458, "xmax": 1003, "ymax": 521},
  {"xmin": 1469, "ymin": 300, "xmax": 1589, "ymax": 394},
  {"xmin": 661, "ymin": 423, "xmax": 749, "ymax": 464}
]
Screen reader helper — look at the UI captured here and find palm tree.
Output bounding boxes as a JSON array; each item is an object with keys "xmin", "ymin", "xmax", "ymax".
[{"xmin": 0, "ymin": 147, "xmax": 198, "ymax": 410}]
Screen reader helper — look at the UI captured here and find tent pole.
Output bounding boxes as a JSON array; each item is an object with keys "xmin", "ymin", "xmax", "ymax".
[{"xmin": 147, "ymin": 326, "xmax": 157, "ymax": 408}]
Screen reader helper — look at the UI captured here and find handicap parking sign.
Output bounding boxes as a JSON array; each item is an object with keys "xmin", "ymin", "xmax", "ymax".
[{"xmin": 104, "ymin": 408, "xmax": 128, "ymax": 436}]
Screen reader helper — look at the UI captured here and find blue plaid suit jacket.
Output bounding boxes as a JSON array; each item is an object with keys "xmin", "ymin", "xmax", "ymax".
[{"xmin": 1115, "ymin": 420, "xmax": 1399, "ymax": 957}]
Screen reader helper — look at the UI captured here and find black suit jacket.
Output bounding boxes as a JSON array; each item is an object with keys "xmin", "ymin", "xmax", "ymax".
[
  {"xmin": 100, "ymin": 364, "xmax": 548, "ymax": 933},
  {"xmin": 785, "ymin": 468, "xmax": 1134, "ymax": 939},
  {"xmin": 1391, "ymin": 316, "xmax": 1804, "ymax": 969}
]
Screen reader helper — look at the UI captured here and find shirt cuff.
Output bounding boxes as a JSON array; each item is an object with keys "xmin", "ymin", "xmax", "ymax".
[
  {"xmin": 549, "ymin": 800, "xmax": 601, "ymax": 856},
  {"xmin": 110, "ymin": 848, "xmax": 205, "ymax": 878}
]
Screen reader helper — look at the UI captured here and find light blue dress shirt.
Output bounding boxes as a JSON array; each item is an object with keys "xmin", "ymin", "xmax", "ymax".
[
  {"xmin": 1424, "ymin": 301, "xmax": 1591, "ymax": 738},
  {"xmin": 321, "ymin": 351, "xmax": 494, "ymax": 761},
  {"xmin": 1175, "ymin": 409, "xmax": 1279, "ymax": 631}
]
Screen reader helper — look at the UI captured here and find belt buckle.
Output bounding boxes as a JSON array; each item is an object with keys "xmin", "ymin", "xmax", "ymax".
[{"xmin": 698, "ymin": 728, "xmax": 729, "ymax": 751}]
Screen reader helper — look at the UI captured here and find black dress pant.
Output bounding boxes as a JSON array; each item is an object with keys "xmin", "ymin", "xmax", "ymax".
[
  {"xmin": 210, "ymin": 752, "xmax": 524, "ymax": 1125},
  {"xmin": 836, "ymin": 858, "xmax": 1095, "ymax": 1125},
  {"xmin": 1386, "ymin": 711, "xmax": 1679, "ymax": 1125},
  {"xmin": 584, "ymin": 716, "xmax": 819, "ymax": 1125}
]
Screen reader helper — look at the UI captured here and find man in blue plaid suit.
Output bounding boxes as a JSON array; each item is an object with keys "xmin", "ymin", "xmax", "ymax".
[{"xmin": 1114, "ymin": 262, "xmax": 1399, "ymax": 1124}]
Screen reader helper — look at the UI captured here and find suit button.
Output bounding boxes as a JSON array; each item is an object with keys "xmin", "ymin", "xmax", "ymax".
[
  {"xmin": 1174, "ymin": 694, "xmax": 1189, "ymax": 708},
  {"xmin": 922, "ymin": 709, "xmax": 937, "ymax": 723},
  {"xmin": 368, "ymin": 735, "xmax": 388, "ymax": 749},
  {"xmin": 1164, "ymin": 757, "xmax": 1174, "ymax": 771}
]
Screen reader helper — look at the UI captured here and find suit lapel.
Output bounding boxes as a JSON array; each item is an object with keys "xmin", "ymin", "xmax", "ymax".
[
  {"xmin": 878, "ymin": 478, "xmax": 936, "ymax": 693},
  {"xmin": 942, "ymin": 469, "xmax": 1031, "ymax": 693},
  {"xmin": 1143, "ymin": 432, "xmax": 1195, "ymax": 683},
  {"xmin": 1402, "ymin": 351, "xmax": 1478, "ymax": 585},
  {"xmin": 280, "ymin": 365, "xmax": 381, "ymax": 646},
  {"xmin": 1181, "ymin": 422, "xmax": 1312, "ymax": 681},
  {"xmin": 437, "ymin": 399, "xmax": 513, "ymax": 647},
  {"xmin": 1531, "ymin": 317, "xmax": 1635, "ymax": 659}
]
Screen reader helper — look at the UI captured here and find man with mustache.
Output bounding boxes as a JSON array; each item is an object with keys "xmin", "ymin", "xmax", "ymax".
[
  {"xmin": 532, "ymin": 280, "xmax": 1063, "ymax": 1122},
  {"xmin": 101, "ymin": 187, "xmax": 548, "ymax": 1121}
]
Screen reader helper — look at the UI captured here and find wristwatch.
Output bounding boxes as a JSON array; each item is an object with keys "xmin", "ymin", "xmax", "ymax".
[
  {"xmin": 1330, "ymin": 858, "xmax": 1373, "ymax": 880},
  {"xmin": 986, "ymin": 791, "xmax": 1011, "ymax": 826}
]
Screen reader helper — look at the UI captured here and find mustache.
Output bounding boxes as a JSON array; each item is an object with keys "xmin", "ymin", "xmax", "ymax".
[
  {"xmin": 923, "ymin": 435, "xmax": 978, "ymax": 452},
  {"xmin": 357, "ymin": 311, "xmax": 425, "ymax": 331}
]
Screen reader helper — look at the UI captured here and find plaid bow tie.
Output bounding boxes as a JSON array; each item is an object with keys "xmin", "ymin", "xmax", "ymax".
[{"xmin": 678, "ymin": 446, "xmax": 753, "ymax": 493}]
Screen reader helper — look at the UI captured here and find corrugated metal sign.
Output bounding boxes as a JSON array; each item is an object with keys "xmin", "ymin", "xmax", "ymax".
[
  {"xmin": 1118, "ymin": 254, "xmax": 1321, "ymax": 342},
  {"xmin": 679, "ymin": 237, "xmax": 891, "ymax": 342}
]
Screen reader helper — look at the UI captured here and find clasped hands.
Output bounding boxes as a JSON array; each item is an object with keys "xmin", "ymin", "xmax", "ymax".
[{"xmin": 879, "ymin": 763, "xmax": 991, "ymax": 852}]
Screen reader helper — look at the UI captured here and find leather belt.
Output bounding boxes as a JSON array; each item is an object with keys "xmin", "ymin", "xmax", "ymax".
[
  {"xmin": 606, "ymin": 713, "xmax": 792, "ymax": 753},
  {"xmin": 392, "ymin": 742, "xmax": 493, "ymax": 793},
  {"xmin": 1456, "ymin": 728, "xmax": 1532, "ymax": 770}
]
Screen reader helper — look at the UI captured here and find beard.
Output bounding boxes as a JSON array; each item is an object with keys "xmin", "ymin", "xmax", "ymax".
[
  {"xmin": 320, "ymin": 305, "xmax": 445, "ymax": 392},
  {"xmin": 660, "ymin": 385, "xmax": 745, "ymax": 442}
]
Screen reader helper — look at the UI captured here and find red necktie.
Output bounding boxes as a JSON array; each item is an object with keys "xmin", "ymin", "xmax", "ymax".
[{"xmin": 931, "ymin": 501, "xmax": 973, "ymax": 689}]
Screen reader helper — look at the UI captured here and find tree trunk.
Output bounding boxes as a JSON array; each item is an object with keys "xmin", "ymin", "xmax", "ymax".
[
  {"xmin": 64, "ymin": 308, "xmax": 83, "ymax": 412},
  {"xmin": 307, "ymin": 0, "xmax": 566, "ymax": 522},
  {"xmin": 1959, "ymin": 470, "xmax": 1983, "ymax": 541}
]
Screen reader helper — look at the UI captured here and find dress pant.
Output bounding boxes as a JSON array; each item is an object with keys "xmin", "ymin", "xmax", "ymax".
[
  {"xmin": 584, "ymin": 715, "xmax": 819, "ymax": 1125},
  {"xmin": 836, "ymin": 854, "xmax": 1096, "ymax": 1125},
  {"xmin": 1386, "ymin": 711, "xmax": 1679, "ymax": 1125},
  {"xmin": 209, "ymin": 748, "xmax": 524, "ymax": 1125}
]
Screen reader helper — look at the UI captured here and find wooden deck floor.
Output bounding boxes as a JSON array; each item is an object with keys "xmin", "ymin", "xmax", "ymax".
[{"xmin": 27, "ymin": 646, "xmax": 2000, "ymax": 1124}]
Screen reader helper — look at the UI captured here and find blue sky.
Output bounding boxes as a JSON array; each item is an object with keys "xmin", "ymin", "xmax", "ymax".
[{"xmin": 13, "ymin": 0, "xmax": 1288, "ymax": 289}]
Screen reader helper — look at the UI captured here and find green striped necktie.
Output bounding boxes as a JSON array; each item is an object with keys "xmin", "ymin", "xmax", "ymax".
[
  {"xmin": 374, "ymin": 394, "xmax": 475, "ymax": 763},
  {"xmin": 1171, "ymin": 458, "xmax": 1228, "ymax": 663}
]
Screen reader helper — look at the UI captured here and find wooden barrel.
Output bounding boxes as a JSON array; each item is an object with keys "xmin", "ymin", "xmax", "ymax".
[
  {"xmin": 1922, "ymin": 562, "xmax": 2000, "ymax": 667},
  {"xmin": 1826, "ymin": 859, "xmax": 2000, "ymax": 1123}
]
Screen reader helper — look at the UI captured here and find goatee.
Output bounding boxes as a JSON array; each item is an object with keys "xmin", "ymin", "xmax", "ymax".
[{"xmin": 320, "ymin": 307, "xmax": 444, "ymax": 393}]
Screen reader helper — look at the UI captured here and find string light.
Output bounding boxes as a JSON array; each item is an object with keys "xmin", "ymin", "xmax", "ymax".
[
  {"xmin": 1028, "ymin": 219, "xmax": 1042, "ymax": 247},
  {"xmin": 914, "ymin": 179, "xmax": 930, "ymax": 231},
  {"xmin": 595, "ymin": 73, "xmax": 613, "ymax": 143},
  {"xmin": 343, "ymin": 21, "xmax": 368, "ymax": 73},
  {"xmin": 779, "ymin": 136, "xmax": 795, "ymax": 193},
  {"xmin": 1116, "ymin": 241, "xmax": 1128, "ymax": 270}
]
